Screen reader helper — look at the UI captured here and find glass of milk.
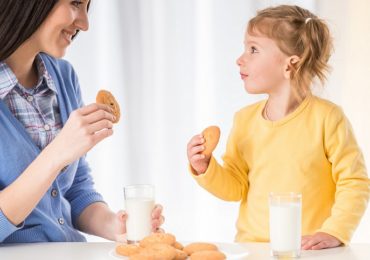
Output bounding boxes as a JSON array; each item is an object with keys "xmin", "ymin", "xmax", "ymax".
[
  {"xmin": 269, "ymin": 192, "xmax": 302, "ymax": 258},
  {"xmin": 124, "ymin": 185, "xmax": 155, "ymax": 244}
]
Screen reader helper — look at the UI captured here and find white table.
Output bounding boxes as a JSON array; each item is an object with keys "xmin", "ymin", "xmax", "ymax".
[{"xmin": 1, "ymin": 242, "xmax": 370, "ymax": 259}]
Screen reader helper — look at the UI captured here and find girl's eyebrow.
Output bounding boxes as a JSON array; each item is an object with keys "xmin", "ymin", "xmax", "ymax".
[{"xmin": 245, "ymin": 40, "xmax": 261, "ymax": 46}]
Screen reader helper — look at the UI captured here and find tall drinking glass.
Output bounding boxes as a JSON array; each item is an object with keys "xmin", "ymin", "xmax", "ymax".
[
  {"xmin": 269, "ymin": 192, "xmax": 302, "ymax": 258},
  {"xmin": 124, "ymin": 185, "xmax": 155, "ymax": 244}
]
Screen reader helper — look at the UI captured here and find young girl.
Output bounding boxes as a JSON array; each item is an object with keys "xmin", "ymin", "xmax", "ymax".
[
  {"xmin": 0, "ymin": 0, "xmax": 163, "ymax": 243},
  {"xmin": 187, "ymin": 5, "xmax": 369, "ymax": 250}
]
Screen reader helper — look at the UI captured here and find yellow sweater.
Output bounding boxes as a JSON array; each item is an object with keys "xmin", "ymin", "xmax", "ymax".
[{"xmin": 193, "ymin": 96, "xmax": 369, "ymax": 244}]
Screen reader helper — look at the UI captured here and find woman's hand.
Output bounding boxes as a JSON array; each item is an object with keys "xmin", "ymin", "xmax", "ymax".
[
  {"xmin": 187, "ymin": 134, "xmax": 211, "ymax": 174},
  {"xmin": 301, "ymin": 232, "xmax": 342, "ymax": 250},
  {"xmin": 48, "ymin": 103, "xmax": 115, "ymax": 169},
  {"xmin": 114, "ymin": 204, "xmax": 165, "ymax": 242}
]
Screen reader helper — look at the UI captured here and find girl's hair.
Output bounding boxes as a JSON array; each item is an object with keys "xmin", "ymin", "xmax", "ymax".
[
  {"xmin": 248, "ymin": 5, "xmax": 333, "ymax": 97},
  {"xmin": 0, "ymin": 0, "xmax": 90, "ymax": 61}
]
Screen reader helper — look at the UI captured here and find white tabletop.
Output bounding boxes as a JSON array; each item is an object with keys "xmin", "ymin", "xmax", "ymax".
[{"xmin": 0, "ymin": 242, "xmax": 370, "ymax": 260}]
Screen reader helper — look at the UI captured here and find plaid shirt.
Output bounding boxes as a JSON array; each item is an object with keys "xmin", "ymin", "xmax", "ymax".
[{"xmin": 0, "ymin": 54, "xmax": 62, "ymax": 149}]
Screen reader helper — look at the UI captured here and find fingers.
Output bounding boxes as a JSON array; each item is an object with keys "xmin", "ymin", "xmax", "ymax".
[
  {"xmin": 302, "ymin": 235, "xmax": 321, "ymax": 250},
  {"xmin": 79, "ymin": 103, "xmax": 113, "ymax": 116},
  {"xmin": 151, "ymin": 204, "xmax": 163, "ymax": 219},
  {"xmin": 87, "ymin": 119, "xmax": 113, "ymax": 134},
  {"xmin": 117, "ymin": 210, "xmax": 127, "ymax": 221},
  {"xmin": 91, "ymin": 128, "xmax": 114, "ymax": 145},
  {"xmin": 301, "ymin": 235, "xmax": 311, "ymax": 246},
  {"xmin": 187, "ymin": 134, "xmax": 206, "ymax": 160},
  {"xmin": 151, "ymin": 204, "xmax": 164, "ymax": 231},
  {"xmin": 85, "ymin": 108, "xmax": 116, "ymax": 124},
  {"xmin": 311, "ymin": 240, "xmax": 332, "ymax": 250}
]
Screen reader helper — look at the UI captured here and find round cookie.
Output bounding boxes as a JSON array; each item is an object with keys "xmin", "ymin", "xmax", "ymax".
[
  {"xmin": 174, "ymin": 249, "xmax": 188, "ymax": 260},
  {"xmin": 190, "ymin": 250, "xmax": 226, "ymax": 260},
  {"xmin": 139, "ymin": 233, "xmax": 176, "ymax": 248},
  {"xmin": 173, "ymin": 241, "xmax": 184, "ymax": 250},
  {"xmin": 201, "ymin": 126, "xmax": 220, "ymax": 157},
  {"xmin": 130, "ymin": 243, "xmax": 176, "ymax": 260},
  {"xmin": 183, "ymin": 242, "xmax": 218, "ymax": 255},
  {"xmin": 115, "ymin": 244, "xmax": 141, "ymax": 256},
  {"xmin": 96, "ymin": 90, "xmax": 120, "ymax": 123}
]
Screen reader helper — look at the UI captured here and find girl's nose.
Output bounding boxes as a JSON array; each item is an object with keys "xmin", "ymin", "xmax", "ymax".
[{"xmin": 236, "ymin": 54, "xmax": 244, "ymax": 66}]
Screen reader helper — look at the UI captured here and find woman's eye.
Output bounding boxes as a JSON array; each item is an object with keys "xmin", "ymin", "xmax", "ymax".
[{"xmin": 71, "ymin": 1, "xmax": 83, "ymax": 8}]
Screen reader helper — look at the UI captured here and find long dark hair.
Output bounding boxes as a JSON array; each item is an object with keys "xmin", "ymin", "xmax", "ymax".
[
  {"xmin": 0, "ymin": 0, "xmax": 58, "ymax": 61},
  {"xmin": 0, "ymin": 0, "xmax": 91, "ymax": 61}
]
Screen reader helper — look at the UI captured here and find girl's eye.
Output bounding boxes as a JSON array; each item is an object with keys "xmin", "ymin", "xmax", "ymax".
[
  {"xmin": 251, "ymin": 46, "xmax": 258, "ymax": 54},
  {"xmin": 71, "ymin": 1, "xmax": 83, "ymax": 8}
]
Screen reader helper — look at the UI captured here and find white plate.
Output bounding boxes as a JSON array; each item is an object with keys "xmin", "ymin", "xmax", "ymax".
[{"xmin": 109, "ymin": 242, "xmax": 249, "ymax": 259}]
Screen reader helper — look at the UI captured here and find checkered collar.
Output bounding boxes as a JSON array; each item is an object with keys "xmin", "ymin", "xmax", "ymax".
[{"xmin": 0, "ymin": 54, "xmax": 57, "ymax": 99}]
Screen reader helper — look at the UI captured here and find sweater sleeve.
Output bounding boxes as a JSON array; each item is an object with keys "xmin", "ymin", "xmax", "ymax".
[
  {"xmin": 191, "ymin": 112, "xmax": 249, "ymax": 201},
  {"xmin": 0, "ymin": 209, "xmax": 24, "ymax": 242},
  {"xmin": 64, "ymin": 157, "xmax": 105, "ymax": 228},
  {"xmin": 318, "ymin": 106, "xmax": 370, "ymax": 244}
]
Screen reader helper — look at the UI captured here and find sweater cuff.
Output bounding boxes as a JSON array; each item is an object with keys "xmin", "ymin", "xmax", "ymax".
[
  {"xmin": 70, "ymin": 192, "xmax": 105, "ymax": 227},
  {"xmin": 0, "ymin": 209, "xmax": 24, "ymax": 242},
  {"xmin": 316, "ymin": 227, "xmax": 350, "ymax": 245},
  {"xmin": 189, "ymin": 156, "xmax": 218, "ymax": 185}
]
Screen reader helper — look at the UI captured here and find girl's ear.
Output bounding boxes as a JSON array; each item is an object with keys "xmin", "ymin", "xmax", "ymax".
[{"xmin": 284, "ymin": 55, "xmax": 300, "ymax": 79}]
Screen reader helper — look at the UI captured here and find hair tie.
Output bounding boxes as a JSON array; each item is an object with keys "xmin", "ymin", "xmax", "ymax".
[{"xmin": 305, "ymin": 17, "xmax": 312, "ymax": 24}]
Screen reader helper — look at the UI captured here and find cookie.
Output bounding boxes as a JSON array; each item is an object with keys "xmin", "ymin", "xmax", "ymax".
[
  {"xmin": 183, "ymin": 242, "xmax": 218, "ymax": 255},
  {"xmin": 201, "ymin": 126, "xmax": 220, "ymax": 156},
  {"xmin": 130, "ymin": 243, "xmax": 176, "ymax": 260},
  {"xmin": 96, "ymin": 89, "xmax": 120, "ymax": 123},
  {"xmin": 190, "ymin": 250, "xmax": 226, "ymax": 260},
  {"xmin": 174, "ymin": 249, "xmax": 188, "ymax": 260},
  {"xmin": 139, "ymin": 233, "xmax": 176, "ymax": 248},
  {"xmin": 115, "ymin": 244, "xmax": 141, "ymax": 256},
  {"xmin": 173, "ymin": 241, "xmax": 184, "ymax": 250}
]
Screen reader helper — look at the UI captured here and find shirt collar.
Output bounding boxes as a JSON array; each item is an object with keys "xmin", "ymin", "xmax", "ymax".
[{"xmin": 0, "ymin": 54, "xmax": 57, "ymax": 100}]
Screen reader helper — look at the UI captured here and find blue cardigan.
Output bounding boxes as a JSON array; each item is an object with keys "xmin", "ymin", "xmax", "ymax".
[{"xmin": 0, "ymin": 53, "xmax": 104, "ymax": 243}]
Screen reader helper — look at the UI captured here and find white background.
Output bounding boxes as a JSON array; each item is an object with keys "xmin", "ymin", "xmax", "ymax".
[{"xmin": 65, "ymin": 0, "xmax": 370, "ymax": 243}]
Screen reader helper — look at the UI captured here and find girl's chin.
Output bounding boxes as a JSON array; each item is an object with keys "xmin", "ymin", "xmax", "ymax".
[{"xmin": 244, "ymin": 85, "xmax": 264, "ymax": 94}]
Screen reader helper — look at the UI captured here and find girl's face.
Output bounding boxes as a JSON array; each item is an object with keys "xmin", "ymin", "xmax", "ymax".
[
  {"xmin": 236, "ymin": 31, "xmax": 290, "ymax": 95},
  {"xmin": 30, "ymin": 0, "xmax": 90, "ymax": 58}
]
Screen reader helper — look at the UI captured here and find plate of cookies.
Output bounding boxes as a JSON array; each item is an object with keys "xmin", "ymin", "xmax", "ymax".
[{"xmin": 109, "ymin": 232, "xmax": 249, "ymax": 259}]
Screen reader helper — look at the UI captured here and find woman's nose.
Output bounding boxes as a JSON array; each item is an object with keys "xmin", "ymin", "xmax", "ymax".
[{"xmin": 74, "ymin": 11, "xmax": 89, "ymax": 31}]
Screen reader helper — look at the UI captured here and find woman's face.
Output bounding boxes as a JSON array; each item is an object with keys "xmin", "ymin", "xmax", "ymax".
[{"xmin": 31, "ymin": 0, "xmax": 90, "ymax": 58}]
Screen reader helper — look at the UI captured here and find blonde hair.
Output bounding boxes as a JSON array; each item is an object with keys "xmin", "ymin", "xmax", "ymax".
[{"xmin": 248, "ymin": 5, "xmax": 333, "ymax": 98}]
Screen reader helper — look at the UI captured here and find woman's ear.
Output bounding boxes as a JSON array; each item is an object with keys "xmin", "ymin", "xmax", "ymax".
[{"xmin": 284, "ymin": 55, "xmax": 300, "ymax": 79}]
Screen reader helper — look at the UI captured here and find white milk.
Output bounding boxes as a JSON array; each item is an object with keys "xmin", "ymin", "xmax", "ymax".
[
  {"xmin": 125, "ymin": 198, "xmax": 155, "ymax": 242},
  {"xmin": 269, "ymin": 202, "xmax": 301, "ymax": 253}
]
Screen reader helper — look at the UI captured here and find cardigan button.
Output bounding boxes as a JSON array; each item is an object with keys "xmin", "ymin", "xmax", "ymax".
[{"xmin": 51, "ymin": 189, "xmax": 58, "ymax": 197}]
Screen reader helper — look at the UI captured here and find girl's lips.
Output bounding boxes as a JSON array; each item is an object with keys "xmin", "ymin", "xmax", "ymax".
[{"xmin": 240, "ymin": 73, "xmax": 248, "ymax": 80}]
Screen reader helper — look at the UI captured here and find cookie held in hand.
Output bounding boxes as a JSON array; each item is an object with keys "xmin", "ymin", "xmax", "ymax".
[
  {"xmin": 96, "ymin": 90, "xmax": 120, "ymax": 123},
  {"xmin": 201, "ymin": 126, "xmax": 220, "ymax": 157}
]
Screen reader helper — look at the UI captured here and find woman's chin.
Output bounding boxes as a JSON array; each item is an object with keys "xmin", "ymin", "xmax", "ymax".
[{"xmin": 43, "ymin": 48, "xmax": 67, "ymax": 59}]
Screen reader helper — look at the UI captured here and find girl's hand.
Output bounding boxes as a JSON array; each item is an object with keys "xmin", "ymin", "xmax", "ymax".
[
  {"xmin": 49, "ymin": 103, "xmax": 115, "ymax": 169},
  {"xmin": 187, "ymin": 134, "xmax": 211, "ymax": 174},
  {"xmin": 301, "ymin": 232, "xmax": 342, "ymax": 250},
  {"xmin": 114, "ymin": 204, "xmax": 165, "ymax": 242}
]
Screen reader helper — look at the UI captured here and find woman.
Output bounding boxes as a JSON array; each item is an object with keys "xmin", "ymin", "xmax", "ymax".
[{"xmin": 0, "ymin": 0, "xmax": 163, "ymax": 243}]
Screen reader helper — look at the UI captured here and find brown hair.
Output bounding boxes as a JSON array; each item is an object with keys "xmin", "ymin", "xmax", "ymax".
[{"xmin": 248, "ymin": 5, "xmax": 333, "ymax": 98}]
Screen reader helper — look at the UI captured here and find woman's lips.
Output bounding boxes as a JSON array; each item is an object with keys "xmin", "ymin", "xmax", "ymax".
[{"xmin": 62, "ymin": 30, "xmax": 74, "ymax": 44}]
